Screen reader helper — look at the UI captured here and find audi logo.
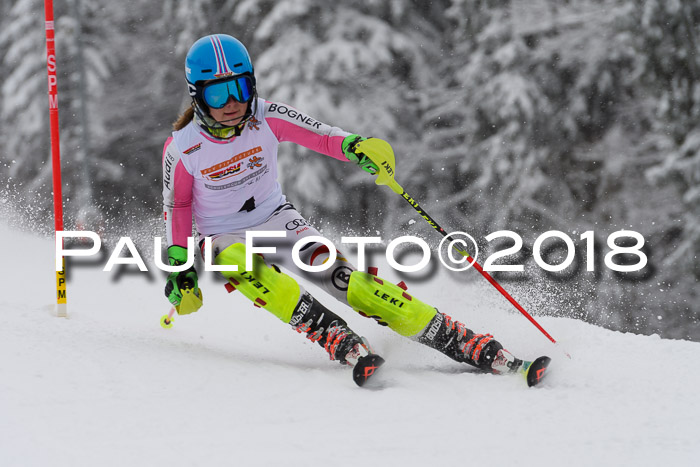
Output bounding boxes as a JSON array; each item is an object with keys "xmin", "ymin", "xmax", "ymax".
[{"xmin": 285, "ymin": 219, "xmax": 310, "ymax": 230}]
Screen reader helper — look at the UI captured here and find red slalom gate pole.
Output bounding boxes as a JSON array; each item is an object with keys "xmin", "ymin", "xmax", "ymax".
[{"xmin": 44, "ymin": 0, "xmax": 67, "ymax": 317}]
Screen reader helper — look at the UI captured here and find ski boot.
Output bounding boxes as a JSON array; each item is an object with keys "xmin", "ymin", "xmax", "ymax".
[
  {"xmin": 415, "ymin": 311, "xmax": 524, "ymax": 374},
  {"xmin": 289, "ymin": 292, "xmax": 384, "ymax": 386}
]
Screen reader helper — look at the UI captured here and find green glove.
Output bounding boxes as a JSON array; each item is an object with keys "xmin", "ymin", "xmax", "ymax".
[
  {"xmin": 164, "ymin": 245, "xmax": 199, "ymax": 309},
  {"xmin": 342, "ymin": 134, "xmax": 380, "ymax": 175}
]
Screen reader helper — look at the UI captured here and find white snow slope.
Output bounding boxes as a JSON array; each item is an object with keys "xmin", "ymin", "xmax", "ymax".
[{"xmin": 1, "ymin": 224, "xmax": 698, "ymax": 467}]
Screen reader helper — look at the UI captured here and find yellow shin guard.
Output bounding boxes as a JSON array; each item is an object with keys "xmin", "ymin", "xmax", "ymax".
[
  {"xmin": 215, "ymin": 243, "xmax": 301, "ymax": 323},
  {"xmin": 347, "ymin": 271, "xmax": 437, "ymax": 337}
]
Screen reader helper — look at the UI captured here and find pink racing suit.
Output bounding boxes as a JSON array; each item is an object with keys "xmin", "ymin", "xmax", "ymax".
[{"xmin": 162, "ymin": 98, "xmax": 351, "ymax": 247}]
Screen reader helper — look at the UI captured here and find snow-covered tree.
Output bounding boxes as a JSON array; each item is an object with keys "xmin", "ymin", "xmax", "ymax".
[
  {"xmin": 0, "ymin": 0, "xmax": 51, "ymax": 224},
  {"xmin": 0, "ymin": 0, "xmax": 696, "ymax": 339},
  {"xmin": 54, "ymin": 0, "xmax": 116, "ymax": 228},
  {"xmin": 226, "ymin": 0, "xmax": 445, "ymax": 236},
  {"xmin": 0, "ymin": 0, "xmax": 117, "ymax": 230}
]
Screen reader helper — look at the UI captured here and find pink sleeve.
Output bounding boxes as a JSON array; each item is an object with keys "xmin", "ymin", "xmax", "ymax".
[
  {"xmin": 264, "ymin": 101, "xmax": 351, "ymax": 162},
  {"xmin": 162, "ymin": 137, "xmax": 194, "ymax": 248},
  {"xmin": 169, "ymin": 162, "xmax": 194, "ymax": 247}
]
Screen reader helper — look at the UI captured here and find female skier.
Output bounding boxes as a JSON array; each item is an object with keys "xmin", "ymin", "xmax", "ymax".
[{"xmin": 162, "ymin": 34, "xmax": 526, "ymax": 383}]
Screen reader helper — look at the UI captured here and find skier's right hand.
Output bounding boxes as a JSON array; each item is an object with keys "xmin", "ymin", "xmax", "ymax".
[
  {"xmin": 165, "ymin": 267, "xmax": 199, "ymax": 307},
  {"xmin": 164, "ymin": 246, "xmax": 199, "ymax": 307}
]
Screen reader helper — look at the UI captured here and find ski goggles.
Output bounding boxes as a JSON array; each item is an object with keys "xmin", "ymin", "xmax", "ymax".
[{"xmin": 201, "ymin": 75, "xmax": 255, "ymax": 108}]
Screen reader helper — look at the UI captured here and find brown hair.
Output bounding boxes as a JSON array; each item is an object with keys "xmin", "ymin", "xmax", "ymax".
[{"xmin": 173, "ymin": 105, "xmax": 195, "ymax": 130}]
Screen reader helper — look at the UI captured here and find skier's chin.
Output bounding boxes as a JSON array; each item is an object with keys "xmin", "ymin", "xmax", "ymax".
[{"xmin": 219, "ymin": 116, "xmax": 243, "ymax": 126}]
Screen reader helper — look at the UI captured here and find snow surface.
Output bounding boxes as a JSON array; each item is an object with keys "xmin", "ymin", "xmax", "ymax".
[{"xmin": 1, "ymin": 223, "xmax": 698, "ymax": 467}]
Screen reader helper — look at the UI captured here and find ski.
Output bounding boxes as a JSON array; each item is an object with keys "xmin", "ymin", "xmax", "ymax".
[
  {"xmin": 353, "ymin": 353, "xmax": 385, "ymax": 387},
  {"xmin": 520, "ymin": 356, "xmax": 551, "ymax": 387}
]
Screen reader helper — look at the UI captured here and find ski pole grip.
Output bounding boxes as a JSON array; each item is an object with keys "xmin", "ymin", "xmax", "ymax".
[
  {"xmin": 354, "ymin": 139, "xmax": 403, "ymax": 194},
  {"xmin": 382, "ymin": 178, "xmax": 404, "ymax": 194}
]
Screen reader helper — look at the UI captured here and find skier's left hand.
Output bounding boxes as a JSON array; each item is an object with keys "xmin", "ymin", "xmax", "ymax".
[{"xmin": 342, "ymin": 134, "xmax": 381, "ymax": 175}]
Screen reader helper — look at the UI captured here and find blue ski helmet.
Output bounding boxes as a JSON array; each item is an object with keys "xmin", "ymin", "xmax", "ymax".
[
  {"xmin": 186, "ymin": 34, "xmax": 255, "ymax": 85},
  {"xmin": 185, "ymin": 34, "xmax": 257, "ymax": 130}
]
